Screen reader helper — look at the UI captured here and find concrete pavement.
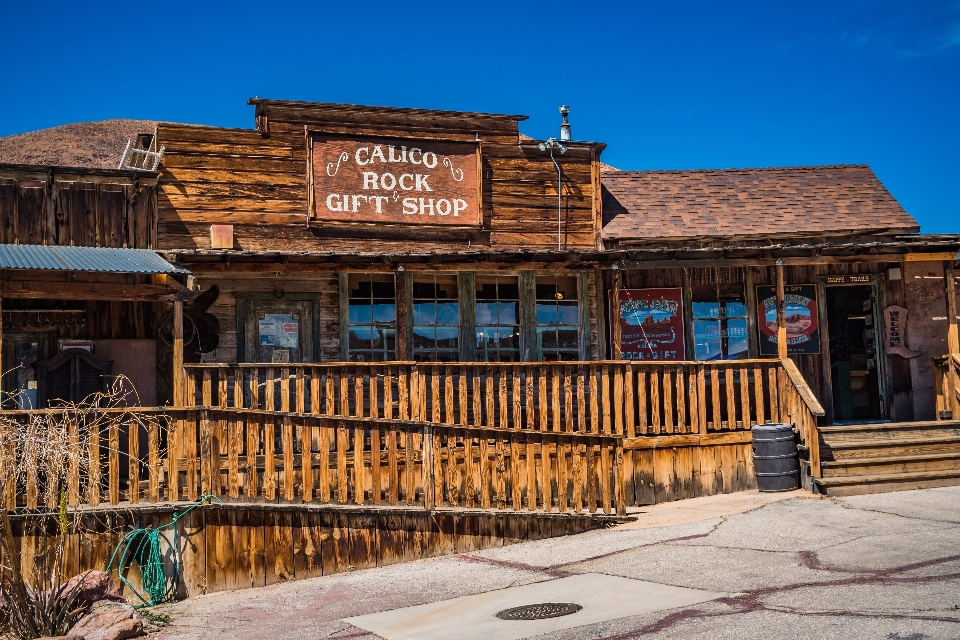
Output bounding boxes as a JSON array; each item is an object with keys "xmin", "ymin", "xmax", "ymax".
[{"xmin": 154, "ymin": 486, "xmax": 960, "ymax": 639}]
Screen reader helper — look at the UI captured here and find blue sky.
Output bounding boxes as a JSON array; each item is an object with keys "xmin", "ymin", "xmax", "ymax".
[{"xmin": 2, "ymin": 1, "xmax": 958, "ymax": 232}]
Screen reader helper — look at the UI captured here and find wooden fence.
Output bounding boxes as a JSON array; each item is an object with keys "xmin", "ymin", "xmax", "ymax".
[
  {"xmin": 1, "ymin": 407, "xmax": 624, "ymax": 516},
  {"xmin": 183, "ymin": 359, "xmax": 814, "ymax": 438},
  {"xmin": 934, "ymin": 353, "xmax": 960, "ymax": 421}
]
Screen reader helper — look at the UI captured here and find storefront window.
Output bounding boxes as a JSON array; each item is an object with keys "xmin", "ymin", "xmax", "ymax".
[
  {"xmin": 412, "ymin": 275, "xmax": 459, "ymax": 362},
  {"xmin": 347, "ymin": 273, "xmax": 396, "ymax": 361},
  {"xmin": 475, "ymin": 276, "xmax": 520, "ymax": 362},
  {"xmin": 692, "ymin": 283, "xmax": 748, "ymax": 360},
  {"xmin": 535, "ymin": 275, "xmax": 580, "ymax": 361}
]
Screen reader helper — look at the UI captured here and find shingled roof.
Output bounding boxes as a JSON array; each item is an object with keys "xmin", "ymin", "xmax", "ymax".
[{"xmin": 601, "ymin": 165, "xmax": 920, "ymax": 244}]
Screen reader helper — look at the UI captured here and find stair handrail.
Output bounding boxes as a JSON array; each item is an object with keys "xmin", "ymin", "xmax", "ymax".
[
  {"xmin": 779, "ymin": 358, "xmax": 825, "ymax": 417},
  {"xmin": 934, "ymin": 353, "xmax": 960, "ymax": 420},
  {"xmin": 779, "ymin": 358, "xmax": 825, "ymax": 481}
]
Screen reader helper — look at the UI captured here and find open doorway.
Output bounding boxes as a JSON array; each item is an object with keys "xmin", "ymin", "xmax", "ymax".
[{"xmin": 826, "ymin": 285, "xmax": 884, "ymax": 422}]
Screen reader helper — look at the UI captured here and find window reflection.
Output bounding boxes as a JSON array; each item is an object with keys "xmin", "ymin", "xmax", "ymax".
[
  {"xmin": 535, "ymin": 275, "xmax": 580, "ymax": 361},
  {"xmin": 412, "ymin": 275, "xmax": 459, "ymax": 362},
  {"xmin": 692, "ymin": 281, "xmax": 749, "ymax": 360},
  {"xmin": 347, "ymin": 274, "xmax": 397, "ymax": 361},
  {"xmin": 475, "ymin": 276, "xmax": 520, "ymax": 361}
]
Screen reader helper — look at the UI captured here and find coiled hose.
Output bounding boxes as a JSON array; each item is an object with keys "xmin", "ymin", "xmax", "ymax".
[{"xmin": 107, "ymin": 495, "xmax": 220, "ymax": 607}]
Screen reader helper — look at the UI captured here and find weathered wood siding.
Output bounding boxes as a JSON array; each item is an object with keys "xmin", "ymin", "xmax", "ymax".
[
  {"xmin": 9, "ymin": 506, "xmax": 614, "ymax": 598},
  {"xmin": 0, "ymin": 166, "xmax": 157, "ymax": 248},
  {"xmin": 156, "ymin": 103, "xmax": 602, "ymax": 253}
]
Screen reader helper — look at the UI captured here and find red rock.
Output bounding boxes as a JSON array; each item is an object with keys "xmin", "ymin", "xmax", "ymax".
[
  {"xmin": 69, "ymin": 600, "xmax": 144, "ymax": 640},
  {"xmin": 62, "ymin": 570, "xmax": 125, "ymax": 610}
]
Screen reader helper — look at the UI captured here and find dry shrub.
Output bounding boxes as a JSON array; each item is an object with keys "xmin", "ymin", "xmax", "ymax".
[{"xmin": 0, "ymin": 374, "xmax": 166, "ymax": 639}]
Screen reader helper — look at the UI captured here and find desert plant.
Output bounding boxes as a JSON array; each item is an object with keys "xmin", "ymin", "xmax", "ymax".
[{"xmin": 0, "ymin": 374, "xmax": 166, "ymax": 639}]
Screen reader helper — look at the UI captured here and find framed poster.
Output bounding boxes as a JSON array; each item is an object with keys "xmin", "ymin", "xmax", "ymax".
[
  {"xmin": 756, "ymin": 284, "xmax": 821, "ymax": 355},
  {"xmin": 615, "ymin": 288, "xmax": 686, "ymax": 361}
]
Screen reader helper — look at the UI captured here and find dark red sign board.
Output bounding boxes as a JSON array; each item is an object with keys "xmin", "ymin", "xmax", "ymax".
[
  {"xmin": 311, "ymin": 134, "xmax": 480, "ymax": 227},
  {"xmin": 756, "ymin": 284, "xmax": 821, "ymax": 355},
  {"xmin": 616, "ymin": 288, "xmax": 686, "ymax": 361}
]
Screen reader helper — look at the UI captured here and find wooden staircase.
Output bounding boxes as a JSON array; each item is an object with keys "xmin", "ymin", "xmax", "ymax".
[{"xmin": 814, "ymin": 421, "xmax": 960, "ymax": 496}]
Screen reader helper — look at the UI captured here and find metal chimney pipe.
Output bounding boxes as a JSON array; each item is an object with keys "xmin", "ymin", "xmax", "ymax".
[{"xmin": 559, "ymin": 105, "xmax": 571, "ymax": 141}]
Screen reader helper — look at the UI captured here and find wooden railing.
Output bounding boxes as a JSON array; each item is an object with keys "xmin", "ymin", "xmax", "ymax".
[
  {"xmin": 934, "ymin": 353, "xmax": 960, "ymax": 421},
  {"xmin": 778, "ymin": 358, "xmax": 826, "ymax": 478},
  {"xmin": 1, "ymin": 407, "xmax": 624, "ymax": 516},
  {"xmin": 183, "ymin": 359, "xmax": 796, "ymax": 437}
]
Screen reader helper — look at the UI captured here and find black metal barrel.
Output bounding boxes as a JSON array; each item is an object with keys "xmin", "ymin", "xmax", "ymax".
[{"xmin": 751, "ymin": 423, "xmax": 799, "ymax": 492}]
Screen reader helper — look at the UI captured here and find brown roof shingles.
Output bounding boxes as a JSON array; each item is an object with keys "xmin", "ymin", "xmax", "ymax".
[{"xmin": 601, "ymin": 165, "xmax": 920, "ymax": 243}]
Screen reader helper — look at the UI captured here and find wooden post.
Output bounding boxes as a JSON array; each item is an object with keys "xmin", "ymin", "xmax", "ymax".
[
  {"xmin": 775, "ymin": 260, "xmax": 788, "ymax": 360},
  {"xmin": 946, "ymin": 262, "xmax": 959, "ymax": 355},
  {"xmin": 395, "ymin": 268, "xmax": 408, "ymax": 360},
  {"xmin": 611, "ymin": 268, "xmax": 622, "ymax": 360},
  {"xmin": 422, "ymin": 423, "xmax": 435, "ymax": 510},
  {"xmin": 173, "ymin": 300, "xmax": 185, "ymax": 406}
]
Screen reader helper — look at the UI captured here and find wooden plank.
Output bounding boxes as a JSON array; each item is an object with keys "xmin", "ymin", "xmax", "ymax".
[
  {"xmin": 663, "ymin": 367, "xmax": 674, "ymax": 433},
  {"xmin": 128, "ymin": 419, "xmax": 140, "ymax": 504},
  {"xmin": 589, "ymin": 366, "xmax": 600, "ymax": 434},
  {"xmin": 263, "ymin": 415, "xmax": 276, "ymax": 501},
  {"xmin": 601, "ymin": 365, "xmax": 612, "ymax": 434},
  {"xmin": 353, "ymin": 426, "xmax": 365, "ymax": 505},
  {"xmin": 636, "ymin": 370, "xmax": 648, "ymax": 435},
  {"xmin": 649, "ymin": 369, "xmax": 661, "ymax": 434},
  {"xmin": 109, "ymin": 422, "xmax": 120, "ymax": 505},
  {"xmin": 246, "ymin": 415, "xmax": 260, "ymax": 500},
  {"xmin": 740, "ymin": 367, "xmax": 751, "ymax": 430},
  {"xmin": 282, "ymin": 416, "xmax": 294, "ymax": 502},
  {"xmin": 710, "ymin": 367, "xmax": 721, "ymax": 431},
  {"xmin": 319, "ymin": 424, "xmax": 331, "ymax": 503},
  {"xmin": 724, "ymin": 367, "xmax": 737, "ymax": 430},
  {"xmin": 371, "ymin": 426, "xmax": 381, "ymax": 505},
  {"xmin": 754, "ymin": 365, "xmax": 765, "ymax": 425},
  {"xmin": 302, "ymin": 417, "xmax": 314, "ymax": 503}
]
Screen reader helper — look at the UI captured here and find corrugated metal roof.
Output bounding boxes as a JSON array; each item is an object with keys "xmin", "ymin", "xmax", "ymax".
[{"xmin": 0, "ymin": 245, "xmax": 189, "ymax": 274}]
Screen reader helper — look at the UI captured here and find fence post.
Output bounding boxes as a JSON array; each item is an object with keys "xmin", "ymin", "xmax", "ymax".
[
  {"xmin": 614, "ymin": 438, "xmax": 626, "ymax": 516},
  {"xmin": 173, "ymin": 300, "xmax": 184, "ymax": 406},
  {"xmin": 422, "ymin": 423, "xmax": 435, "ymax": 510}
]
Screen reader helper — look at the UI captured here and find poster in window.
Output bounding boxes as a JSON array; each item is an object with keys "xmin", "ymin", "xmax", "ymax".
[
  {"xmin": 258, "ymin": 313, "xmax": 300, "ymax": 362},
  {"xmin": 615, "ymin": 288, "xmax": 686, "ymax": 361},
  {"xmin": 756, "ymin": 285, "xmax": 820, "ymax": 355}
]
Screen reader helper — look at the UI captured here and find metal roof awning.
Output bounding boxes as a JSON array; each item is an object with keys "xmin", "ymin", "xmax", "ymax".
[{"xmin": 0, "ymin": 245, "xmax": 189, "ymax": 275}]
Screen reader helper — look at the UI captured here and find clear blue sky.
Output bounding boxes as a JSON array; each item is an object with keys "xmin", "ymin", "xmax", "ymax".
[{"xmin": 2, "ymin": 1, "xmax": 958, "ymax": 233}]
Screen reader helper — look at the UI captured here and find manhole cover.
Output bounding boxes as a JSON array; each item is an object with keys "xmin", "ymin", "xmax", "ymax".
[{"xmin": 496, "ymin": 602, "xmax": 583, "ymax": 620}]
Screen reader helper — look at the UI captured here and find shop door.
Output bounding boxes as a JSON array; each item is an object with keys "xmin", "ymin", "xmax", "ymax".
[
  {"xmin": 1, "ymin": 332, "xmax": 50, "ymax": 409},
  {"xmin": 825, "ymin": 285, "xmax": 884, "ymax": 422}
]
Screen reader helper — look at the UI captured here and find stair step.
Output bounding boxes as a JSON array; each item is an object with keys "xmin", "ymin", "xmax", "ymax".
[
  {"xmin": 818, "ymin": 422, "xmax": 960, "ymax": 442},
  {"xmin": 815, "ymin": 469, "xmax": 960, "ymax": 496},
  {"xmin": 819, "ymin": 435, "xmax": 960, "ymax": 460},
  {"xmin": 820, "ymin": 452, "xmax": 960, "ymax": 477}
]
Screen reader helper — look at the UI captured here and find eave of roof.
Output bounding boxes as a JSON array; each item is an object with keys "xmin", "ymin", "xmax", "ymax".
[{"xmin": 0, "ymin": 245, "xmax": 190, "ymax": 275}]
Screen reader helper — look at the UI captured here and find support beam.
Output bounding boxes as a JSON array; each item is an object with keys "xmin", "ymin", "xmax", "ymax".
[
  {"xmin": 946, "ymin": 262, "xmax": 959, "ymax": 355},
  {"xmin": 173, "ymin": 300, "xmax": 184, "ymax": 407},
  {"xmin": 611, "ymin": 268, "xmax": 622, "ymax": 359},
  {"xmin": 776, "ymin": 260, "xmax": 788, "ymax": 359},
  {"xmin": 1, "ymin": 281, "xmax": 187, "ymax": 302}
]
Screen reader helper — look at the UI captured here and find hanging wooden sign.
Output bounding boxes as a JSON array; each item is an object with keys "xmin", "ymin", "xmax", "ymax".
[{"xmin": 311, "ymin": 134, "xmax": 481, "ymax": 227}]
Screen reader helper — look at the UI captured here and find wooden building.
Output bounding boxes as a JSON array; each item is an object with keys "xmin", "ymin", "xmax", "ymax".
[{"xmin": 0, "ymin": 101, "xmax": 957, "ymax": 597}]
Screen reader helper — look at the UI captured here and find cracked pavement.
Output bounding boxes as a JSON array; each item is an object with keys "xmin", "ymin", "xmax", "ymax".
[{"xmin": 154, "ymin": 486, "xmax": 960, "ymax": 639}]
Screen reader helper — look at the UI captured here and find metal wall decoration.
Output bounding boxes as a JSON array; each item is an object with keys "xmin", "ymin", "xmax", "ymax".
[
  {"xmin": 757, "ymin": 284, "xmax": 821, "ymax": 355},
  {"xmin": 615, "ymin": 288, "xmax": 686, "ymax": 361},
  {"xmin": 311, "ymin": 134, "xmax": 481, "ymax": 227}
]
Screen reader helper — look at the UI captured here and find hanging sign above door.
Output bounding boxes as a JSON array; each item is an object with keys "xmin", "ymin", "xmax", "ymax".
[{"xmin": 311, "ymin": 134, "xmax": 480, "ymax": 227}]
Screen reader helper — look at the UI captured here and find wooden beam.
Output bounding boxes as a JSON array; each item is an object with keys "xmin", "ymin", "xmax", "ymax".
[
  {"xmin": 611, "ymin": 268, "xmax": 622, "ymax": 360},
  {"xmin": 173, "ymin": 300, "xmax": 184, "ymax": 407},
  {"xmin": 946, "ymin": 262, "xmax": 959, "ymax": 355},
  {"xmin": 0, "ymin": 281, "xmax": 188, "ymax": 302},
  {"xmin": 776, "ymin": 260, "xmax": 788, "ymax": 360}
]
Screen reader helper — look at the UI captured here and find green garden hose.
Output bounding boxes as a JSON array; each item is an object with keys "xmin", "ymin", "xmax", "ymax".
[{"xmin": 106, "ymin": 494, "xmax": 220, "ymax": 607}]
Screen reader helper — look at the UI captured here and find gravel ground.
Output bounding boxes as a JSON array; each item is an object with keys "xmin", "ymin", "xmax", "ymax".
[{"xmin": 153, "ymin": 486, "xmax": 960, "ymax": 639}]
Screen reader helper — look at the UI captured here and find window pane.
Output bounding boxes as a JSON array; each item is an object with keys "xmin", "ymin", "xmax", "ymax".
[
  {"xmin": 372, "ymin": 300, "xmax": 396, "ymax": 323},
  {"xmin": 724, "ymin": 318, "xmax": 749, "ymax": 358},
  {"xmin": 538, "ymin": 327, "xmax": 558, "ymax": 349},
  {"xmin": 692, "ymin": 301, "xmax": 719, "ymax": 319},
  {"xmin": 557, "ymin": 327, "xmax": 579, "ymax": 348},
  {"xmin": 348, "ymin": 304, "xmax": 372, "ymax": 324},
  {"xmin": 497, "ymin": 301, "xmax": 518, "ymax": 325},
  {"xmin": 436, "ymin": 302, "xmax": 459, "ymax": 325},
  {"xmin": 724, "ymin": 301, "xmax": 747, "ymax": 317},
  {"xmin": 412, "ymin": 326, "xmax": 435, "ymax": 349},
  {"xmin": 413, "ymin": 302, "xmax": 436, "ymax": 325},
  {"xmin": 557, "ymin": 301, "xmax": 579, "ymax": 324},
  {"xmin": 476, "ymin": 302, "xmax": 498, "ymax": 325},
  {"xmin": 694, "ymin": 319, "xmax": 722, "ymax": 360},
  {"xmin": 436, "ymin": 326, "xmax": 459, "ymax": 349},
  {"xmin": 348, "ymin": 327, "xmax": 373, "ymax": 351},
  {"xmin": 536, "ymin": 303, "xmax": 558, "ymax": 325}
]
